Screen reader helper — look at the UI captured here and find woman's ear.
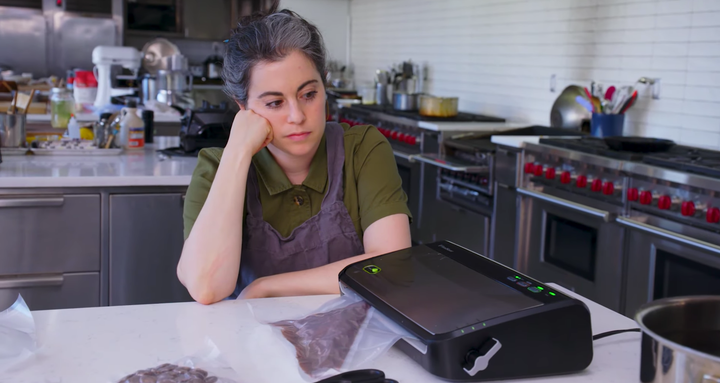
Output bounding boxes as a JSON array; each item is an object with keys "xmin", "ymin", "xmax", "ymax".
[{"xmin": 235, "ymin": 100, "xmax": 245, "ymax": 111}]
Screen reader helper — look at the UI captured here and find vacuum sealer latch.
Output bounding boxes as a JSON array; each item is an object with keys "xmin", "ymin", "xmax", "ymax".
[{"xmin": 463, "ymin": 338, "xmax": 502, "ymax": 376}]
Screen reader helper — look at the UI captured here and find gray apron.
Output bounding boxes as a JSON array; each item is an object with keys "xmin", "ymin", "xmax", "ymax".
[{"xmin": 234, "ymin": 122, "xmax": 365, "ymax": 296}]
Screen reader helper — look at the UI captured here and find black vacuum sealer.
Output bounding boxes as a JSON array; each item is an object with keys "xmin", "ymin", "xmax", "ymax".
[{"xmin": 338, "ymin": 241, "xmax": 593, "ymax": 381}]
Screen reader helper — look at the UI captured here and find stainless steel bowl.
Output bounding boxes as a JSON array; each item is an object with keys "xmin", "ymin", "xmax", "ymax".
[
  {"xmin": 550, "ymin": 85, "xmax": 591, "ymax": 130},
  {"xmin": 636, "ymin": 296, "xmax": 720, "ymax": 383},
  {"xmin": 0, "ymin": 113, "xmax": 26, "ymax": 148}
]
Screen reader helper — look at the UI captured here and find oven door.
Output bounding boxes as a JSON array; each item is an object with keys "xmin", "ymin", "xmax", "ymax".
[
  {"xmin": 619, "ymin": 215, "xmax": 720, "ymax": 317},
  {"xmin": 517, "ymin": 187, "xmax": 624, "ymax": 311},
  {"xmin": 125, "ymin": 0, "xmax": 183, "ymax": 36}
]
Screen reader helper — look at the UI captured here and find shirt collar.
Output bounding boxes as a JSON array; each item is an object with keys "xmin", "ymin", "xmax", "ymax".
[{"xmin": 251, "ymin": 133, "xmax": 327, "ymax": 195}]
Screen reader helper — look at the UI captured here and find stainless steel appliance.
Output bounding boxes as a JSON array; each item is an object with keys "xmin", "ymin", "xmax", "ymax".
[
  {"xmin": 519, "ymin": 138, "xmax": 628, "ymax": 311},
  {"xmin": 339, "ymin": 104, "xmax": 506, "ymax": 247},
  {"xmin": 620, "ymin": 148, "xmax": 720, "ymax": 316},
  {"xmin": 125, "ymin": 0, "xmax": 183, "ymax": 37},
  {"xmin": 521, "ymin": 137, "xmax": 720, "ymax": 315}
]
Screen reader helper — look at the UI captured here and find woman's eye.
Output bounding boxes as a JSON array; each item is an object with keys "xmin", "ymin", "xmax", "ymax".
[
  {"xmin": 266, "ymin": 100, "xmax": 283, "ymax": 109},
  {"xmin": 302, "ymin": 91, "xmax": 317, "ymax": 100}
]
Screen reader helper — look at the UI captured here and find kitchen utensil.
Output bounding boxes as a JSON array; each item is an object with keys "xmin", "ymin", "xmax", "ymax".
[
  {"xmin": 375, "ymin": 83, "xmax": 390, "ymax": 106},
  {"xmin": 393, "ymin": 92, "xmax": 419, "ymax": 111},
  {"xmin": 419, "ymin": 95, "xmax": 459, "ymax": 117},
  {"xmin": 636, "ymin": 296, "xmax": 720, "ymax": 383},
  {"xmin": 583, "ymin": 87, "xmax": 593, "ymax": 103},
  {"xmin": 575, "ymin": 95, "xmax": 593, "ymax": 113},
  {"xmin": 618, "ymin": 90, "xmax": 638, "ymax": 114},
  {"xmin": 140, "ymin": 74, "xmax": 158, "ymax": 105},
  {"xmin": 141, "ymin": 38, "xmax": 181, "ymax": 75},
  {"xmin": 550, "ymin": 86, "xmax": 592, "ymax": 130},
  {"xmin": 604, "ymin": 136, "xmax": 675, "ymax": 152},
  {"xmin": 0, "ymin": 113, "xmax": 26, "ymax": 147},
  {"xmin": 591, "ymin": 113, "xmax": 625, "ymax": 137},
  {"xmin": 604, "ymin": 86, "xmax": 616, "ymax": 101},
  {"xmin": 9, "ymin": 90, "xmax": 18, "ymax": 114},
  {"xmin": 15, "ymin": 89, "xmax": 36, "ymax": 114}
]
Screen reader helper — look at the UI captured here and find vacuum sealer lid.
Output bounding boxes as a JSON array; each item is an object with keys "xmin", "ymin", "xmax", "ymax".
[{"xmin": 341, "ymin": 242, "xmax": 565, "ymax": 336}]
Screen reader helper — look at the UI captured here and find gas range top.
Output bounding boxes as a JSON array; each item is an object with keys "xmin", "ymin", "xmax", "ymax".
[
  {"xmin": 540, "ymin": 137, "xmax": 720, "ymax": 179},
  {"xmin": 350, "ymin": 104, "xmax": 505, "ymax": 123}
]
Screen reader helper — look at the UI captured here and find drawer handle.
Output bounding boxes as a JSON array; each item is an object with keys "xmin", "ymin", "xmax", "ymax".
[
  {"xmin": 0, "ymin": 274, "xmax": 64, "ymax": 289},
  {"xmin": 0, "ymin": 197, "xmax": 65, "ymax": 208}
]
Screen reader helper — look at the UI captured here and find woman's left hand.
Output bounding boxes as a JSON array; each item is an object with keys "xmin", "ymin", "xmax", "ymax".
[{"xmin": 238, "ymin": 277, "xmax": 271, "ymax": 299}]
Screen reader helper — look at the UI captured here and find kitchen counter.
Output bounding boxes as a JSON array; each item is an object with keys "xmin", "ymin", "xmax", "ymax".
[
  {"xmin": 418, "ymin": 121, "xmax": 529, "ymax": 132},
  {"xmin": 26, "ymin": 113, "xmax": 182, "ymax": 124},
  {"xmin": 1, "ymin": 284, "xmax": 641, "ymax": 383},
  {"xmin": 0, "ymin": 145, "xmax": 197, "ymax": 188}
]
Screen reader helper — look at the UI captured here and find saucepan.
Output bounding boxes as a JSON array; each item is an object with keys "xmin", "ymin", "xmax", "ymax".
[
  {"xmin": 392, "ymin": 92, "xmax": 419, "ymax": 111},
  {"xmin": 419, "ymin": 95, "xmax": 458, "ymax": 117},
  {"xmin": 636, "ymin": 296, "xmax": 720, "ymax": 383}
]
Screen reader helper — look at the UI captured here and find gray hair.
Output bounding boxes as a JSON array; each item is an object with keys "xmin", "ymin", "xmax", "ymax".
[{"xmin": 222, "ymin": 3, "xmax": 327, "ymax": 106}]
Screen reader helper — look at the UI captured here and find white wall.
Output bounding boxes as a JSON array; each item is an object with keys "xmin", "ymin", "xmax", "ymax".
[
  {"xmin": 282, "ymin": 0, "xmax": 350, "ymax": 64},
  {"xmin": 351, "ymin": 0, "xmax": 720, "ymax": 149}
]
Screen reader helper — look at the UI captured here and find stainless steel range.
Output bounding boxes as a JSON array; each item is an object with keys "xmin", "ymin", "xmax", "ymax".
[
  {"xmin": 338, "ymin": 104, "xmax": 505, "ymax": 249},
  {"xmin": 520, "ymin": 137, "xmax": 720, "ymax": 315}
]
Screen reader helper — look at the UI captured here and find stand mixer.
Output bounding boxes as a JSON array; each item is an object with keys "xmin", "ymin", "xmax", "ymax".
[{"xmin": 92, "ymin": 46, "xmax": 141, "ymax": 108}]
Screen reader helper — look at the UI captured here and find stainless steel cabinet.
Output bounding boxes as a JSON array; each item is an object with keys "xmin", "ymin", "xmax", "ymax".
[
  {"xmin": 0, "ymin": 194, "xmax": 101, "ymax": 274},
  {"xmin": 432, "ymin": 199, "xmax": 489, "ymax": 256},
  {"xmin": 109, "ymin": 193, "xmax": 192, "ymax": 306},
  {"xmin": 0, "ymin": 272, "xmax": 100, "ymax": 310}
]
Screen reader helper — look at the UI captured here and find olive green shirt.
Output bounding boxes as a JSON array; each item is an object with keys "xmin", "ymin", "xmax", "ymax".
[{"xmin": 183, "ymin": 123, "xmax": 412, "ymax": 241}]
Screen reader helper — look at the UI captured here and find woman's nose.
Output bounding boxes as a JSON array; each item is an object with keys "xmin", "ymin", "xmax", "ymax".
[{"xmin": 287, "ymin": 101, "xmax": 306, "ymax": 125}]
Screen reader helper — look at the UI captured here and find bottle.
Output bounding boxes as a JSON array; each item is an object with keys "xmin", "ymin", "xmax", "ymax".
[
  {"xmin": 119, "ymin": 99, "xmax": 145, "ymax": 150},
  {"xmin": 50, "ymin": 87, "xmax": 75, "ymax": 129},
  {"xmin": 67, "ymin": 115, "xmax": 81, "ymax": 139}
]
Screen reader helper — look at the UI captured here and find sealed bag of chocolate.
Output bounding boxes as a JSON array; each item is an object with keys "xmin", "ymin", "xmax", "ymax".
[
  {"xmin": 113, "ymin": 339, "xmax": 241, "ymax": 383},
  {"xmin": 251, "ymin": 290, "xmax": 420, "ymax": 381}
]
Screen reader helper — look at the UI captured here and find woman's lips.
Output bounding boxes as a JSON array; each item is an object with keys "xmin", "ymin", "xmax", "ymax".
[{"xmin": 286, "ymin": 132, "xmax": 311, "ymax": 141}]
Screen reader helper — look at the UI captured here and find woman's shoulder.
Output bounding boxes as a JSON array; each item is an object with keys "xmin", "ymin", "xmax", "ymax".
[{"xmin": 338, "ymin": 123, "xmax": 386, "ymax": 152}]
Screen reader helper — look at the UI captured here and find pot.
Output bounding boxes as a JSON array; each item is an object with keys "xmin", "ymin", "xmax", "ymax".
[
  {"xmin": 393, "ymin": 92, "xmax": 419, "ymax": 111},
  {"xmin": 0, "ymin": 113, "xmax": 26, "ymax": 148},
  {"xmin": 419, "ymin": 95, "xmax": 458, "ymax": 117},
  {"xmin": 636, "ymin": 296, "xmax": 720, "ymax": 383},
  {"xmin": 604, "ymin": 136, "xmax": 676, "ymax": 152}
]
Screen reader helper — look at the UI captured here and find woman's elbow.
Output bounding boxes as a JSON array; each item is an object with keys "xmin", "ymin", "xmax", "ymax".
[{"xmin": 177, "ymin": 263, "xmax": 227, "ymax": 305}]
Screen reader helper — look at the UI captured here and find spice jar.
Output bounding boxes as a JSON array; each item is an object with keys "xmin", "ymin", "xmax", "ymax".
[{"xmin": 50, "ymin": 87, "xmax": 75, "ymax": 129}]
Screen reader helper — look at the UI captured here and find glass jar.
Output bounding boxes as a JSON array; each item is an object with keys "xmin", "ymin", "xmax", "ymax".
[{"xmin": 50, "ymin": 87, "xmax": 75, "ymax": 129}]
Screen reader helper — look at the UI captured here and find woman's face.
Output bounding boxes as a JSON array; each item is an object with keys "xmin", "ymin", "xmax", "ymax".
[{"xmin": 245, "ymin": 50, "xmax": 327, "ymax": 158}]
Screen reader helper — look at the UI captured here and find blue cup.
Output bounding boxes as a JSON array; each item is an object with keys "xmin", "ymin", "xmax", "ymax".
[{"xmin": 591, "ymin": 113, "xmax": 625, "ymax": 137}]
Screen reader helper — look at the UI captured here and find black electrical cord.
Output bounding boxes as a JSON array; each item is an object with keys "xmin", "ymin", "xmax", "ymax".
[{"xmin": 592, "ymin": 328, "xmax": 641, "ymax": 341}]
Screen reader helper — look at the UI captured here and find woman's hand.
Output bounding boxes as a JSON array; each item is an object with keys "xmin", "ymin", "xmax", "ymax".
[
  {"xmin": 227, "ymin": 109, "xmax": 274, "ymax": 156},
  {"xmin": 238, "ymin": 277, "xmax": 272, "ymax": 300}
]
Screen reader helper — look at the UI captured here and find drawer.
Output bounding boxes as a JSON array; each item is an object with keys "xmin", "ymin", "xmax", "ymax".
[
  {"xmin": 0, "ymin": 194, "xmax": 101, "ymax": 274},
  {"xmin": 0, "ymin": 272, "xmax": 100, "ymax": 310}
]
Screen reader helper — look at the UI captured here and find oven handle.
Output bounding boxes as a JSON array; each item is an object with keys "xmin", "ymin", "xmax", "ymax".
[
  {"xmin": 412, "ymin": 154, "xmax": 488, "ymax": 173},
  {"xmin": 617, "ymin": 217, "xmax": 720, "ymax": 255},
  {"xmin": 517, "ymin": 187, "xmax": 611, "ymax": 222},
  {"xmin": 392, "ymin": 150, "xmax": 416, "ymax": 162}
]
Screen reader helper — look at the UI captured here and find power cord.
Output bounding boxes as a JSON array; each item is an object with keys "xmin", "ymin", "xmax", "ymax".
[{"xmin": 592, "ymin": 328, "xmax": 641, "ymax": 341}]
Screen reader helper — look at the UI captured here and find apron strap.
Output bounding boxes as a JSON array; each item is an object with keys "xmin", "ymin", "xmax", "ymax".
[
  {"xmin": 320, "ymin": 122, "xmax": 346, "ymax": 207},
  {"xmin": 245, "ymin": 164, "xmax": 264, "ymax": 218}
]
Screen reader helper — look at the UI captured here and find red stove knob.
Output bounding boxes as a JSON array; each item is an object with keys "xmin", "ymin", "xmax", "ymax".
[
  {"xmin": 398, "ymin": 133, "xmax": 406, "ymax": 142},
  {"xmin": 545, "ymin": 168, "xmax": 556, "ymax": 180},
  {"xmin": 627, "ymin": 187, "xmax": 639, "ymax": 201},
  {"xmin": 524, "ymin": 163, "xmax": 536, "ymax": 174},
  {"xmin": 560, "ymin": 171, "xmax": 571, "ymax": 184},
  {"xmin": 576, "ymin": 175, "xmax": 588, "ymax": 188},
  {"xmin": 533, "ymin": 165, "xmax": 544, "ymax": 177},
  {"xmin": 406, "ymin": 135, "xmax": 416, "ymax": 145},
  {"xmin": 707, "ymin": 207, "xmax": 720, "ymax": 223},
  {"xmin": 390, "ymin": 131, "xmax": 398, "ymax": 140},
  {"xmin": 681, "ymin": 201, "xmax": 696, "ymax": 217},
  {"xmin": 658, "ymin": 195, "xmax": 672, "ymax": 210},
  {"xmin": 602, "ymin": 181, "xmax": 615, "ymax": 195},
  {"xmin": 591, "ymin": 179, "xmax": 603, "ymax": 192},
  {"xmin": 639, "ymin": 191, "xmax": 653, "ymax": 205}
]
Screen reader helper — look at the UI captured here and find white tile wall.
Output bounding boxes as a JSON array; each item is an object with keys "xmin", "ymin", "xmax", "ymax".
[{"xmin": 350, "ymin": 0, "xmax": 720, "ymax": 148}]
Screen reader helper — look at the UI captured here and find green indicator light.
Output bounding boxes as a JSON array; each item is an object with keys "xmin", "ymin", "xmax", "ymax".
[
  {"xmin": 482, "ymin": 323, "xmax": 486, "ymax": 327},
  {"xmin": 549, "ymin": 292, "xmax": 556, "ymax": 296},
  {"xmin": 461, "ymin": 330, "xmax": 465, "ymax": 333},
  {"xmin": 537, "ymin": 286, "xmax": 544, "ymax": 291},
  {"xmin": 515, "ymin": 276, "xmax": 521, "ymax": 279},
  {"xmin": 471, "ymin": 327, "xmax": 475, "ymax": 330}
]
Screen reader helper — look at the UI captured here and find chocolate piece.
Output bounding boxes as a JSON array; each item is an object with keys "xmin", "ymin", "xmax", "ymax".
[{"xmin": 204, "ymin": 377, "xmax": 218, "ymax": 383}]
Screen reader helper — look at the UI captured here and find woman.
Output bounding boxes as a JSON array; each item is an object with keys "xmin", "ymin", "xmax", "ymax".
[{"xmin": 178, "ymin": 3, "xmax": 412, "ymax": 305}]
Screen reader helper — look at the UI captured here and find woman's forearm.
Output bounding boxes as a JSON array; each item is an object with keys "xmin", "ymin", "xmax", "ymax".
[{"xmin": 178, "ymin": 148, "xmax": 253, "ymax": 304}]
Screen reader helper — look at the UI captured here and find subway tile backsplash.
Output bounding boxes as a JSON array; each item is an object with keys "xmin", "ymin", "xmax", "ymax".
[{"xmin": 350, "ymin": 0, "xmax": 720, "ymax": 148}]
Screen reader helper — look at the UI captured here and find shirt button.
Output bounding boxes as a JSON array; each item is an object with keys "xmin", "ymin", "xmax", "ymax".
[{"xmin": 293, "ymin": 195, "xmax": 305, "ymax": 206}]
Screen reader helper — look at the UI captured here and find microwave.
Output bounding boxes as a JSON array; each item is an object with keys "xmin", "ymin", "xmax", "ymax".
[{"xmin": 125, "ymin": 0, "xmax": 183, "ymax": 36}]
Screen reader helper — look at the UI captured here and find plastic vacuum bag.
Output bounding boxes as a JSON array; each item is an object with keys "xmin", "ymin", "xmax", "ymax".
[
  {"xmin": 251, "ymin": 291, "xmax": 421, "ymax": 381},
  {"xmin": 0, "ymin": 295, "xmax": 37, "ymax": 372},
  {"xmin": 112, "ymin": 338, "xmax": 242, "ymax": 383}
]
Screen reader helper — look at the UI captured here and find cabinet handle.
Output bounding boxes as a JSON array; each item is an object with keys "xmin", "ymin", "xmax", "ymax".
[
  {"xmin": 0, "ymin": 274, "xmax": 64, "ymax": 289},
  {"xmin": 0, "ymin": 197, "xmax": 64, "ymax": 208},
  {"xmin": 517, "ymin": 188, "xmax": 610, "ymax": 222}
]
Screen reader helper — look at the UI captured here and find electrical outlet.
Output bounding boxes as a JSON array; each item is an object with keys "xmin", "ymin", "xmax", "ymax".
[{"xmin": 652, "ymin": 78, "xmax": 661, "ymax": 100}]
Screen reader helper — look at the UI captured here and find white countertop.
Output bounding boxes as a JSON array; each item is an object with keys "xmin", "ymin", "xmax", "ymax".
[
  {"xmin": 0, "ymin": 144, "xmax": 197, "ymax": 188},
  {"xmin": 490, "ymin": 135, "xmax": 582, "ymax": 148},
  {"xmin": 26, "ymin": 113, "xmax": 182, "ymax": 124},
  {"xmin": 0, "ymin": 284, "xmax": 641, "ymax": 383}
]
